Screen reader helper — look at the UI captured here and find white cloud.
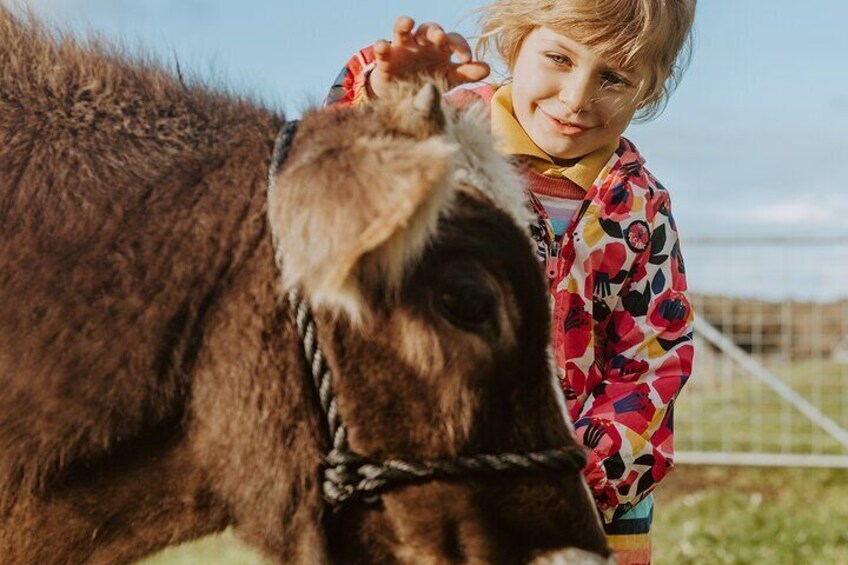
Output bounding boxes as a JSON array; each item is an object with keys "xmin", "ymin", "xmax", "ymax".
[
  {"xmin": 749, "ymin": 200, "xmax": 834, "ymax": 225},
  {"xmin": 723, "ymin": 193, "xmax": 848, "ymax": 227}
]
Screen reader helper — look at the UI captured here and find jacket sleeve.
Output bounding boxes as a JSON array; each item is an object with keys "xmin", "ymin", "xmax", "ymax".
[
  {"xmin": 573, "ymin": 186, "xmax": 695, "ymax": 524},
  {"xmin": 323, "ymin": 46, "xmax": 377, "ymax": 108}
]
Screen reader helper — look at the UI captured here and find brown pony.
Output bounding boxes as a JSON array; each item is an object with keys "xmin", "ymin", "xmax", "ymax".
[{"xmin": 0, "ymin": 7, "xmax": 611, "ymax": 564}]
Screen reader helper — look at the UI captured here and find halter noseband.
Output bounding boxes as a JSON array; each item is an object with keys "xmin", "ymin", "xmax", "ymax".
[{"xmin": 269, "ymin": 121, "xmax": 588, "ymax": 510}]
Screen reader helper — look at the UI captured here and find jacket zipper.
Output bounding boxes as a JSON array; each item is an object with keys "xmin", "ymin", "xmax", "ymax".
[{"xmin": 546, "ymin": 240, "xmax": 561, "ymax": 280}]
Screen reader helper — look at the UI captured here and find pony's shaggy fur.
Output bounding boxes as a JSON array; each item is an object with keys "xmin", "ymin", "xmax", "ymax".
[
  {"xmin": 0, "ymin": 6, "xmax": 611, "ymax": 564},
  {"xmin": 0, "ymin": 5, "xmax": 279, "ymax": 500}
]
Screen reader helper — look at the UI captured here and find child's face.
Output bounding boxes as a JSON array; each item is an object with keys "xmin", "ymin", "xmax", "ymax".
[{"xmin": 511, "ymin": 26, "xmax": 642, "ymax": 161}]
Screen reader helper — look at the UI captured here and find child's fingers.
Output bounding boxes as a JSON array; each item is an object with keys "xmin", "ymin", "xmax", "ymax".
[
  {"xmin": 392, "ymin": 16, "xmax": 415, "ymax": 47},
  {"xmin": 444, "ymin": 32, "xmax": 473, "ymax": 64},
  {"xmin": 373, "ymin": 39, "xmax": 393, "ymax": 72},
  {"xmin": 413, "ymin": 22, "xmax": 447, "ymax": 49}
]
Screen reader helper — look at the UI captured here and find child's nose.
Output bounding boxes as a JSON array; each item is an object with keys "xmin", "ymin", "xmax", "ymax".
[{"xmin": 558, "ymin": 72, "xmax": 596, "ymax": 114}]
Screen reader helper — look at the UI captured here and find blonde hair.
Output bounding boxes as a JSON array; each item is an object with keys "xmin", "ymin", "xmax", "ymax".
[{"xmin": 475, "ymin": 0, "xmax": 696, "ymax": 121}]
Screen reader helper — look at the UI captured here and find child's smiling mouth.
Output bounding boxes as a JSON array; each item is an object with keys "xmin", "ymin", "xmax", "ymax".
[{"xmin": 537, "ymin": 105, "xmax": 593, "ymax": 136}]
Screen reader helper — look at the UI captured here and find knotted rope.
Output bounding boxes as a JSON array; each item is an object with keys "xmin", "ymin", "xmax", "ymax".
[{"xmin": 287, "ymin": 288, "xmax": 588, "ymax": 508}]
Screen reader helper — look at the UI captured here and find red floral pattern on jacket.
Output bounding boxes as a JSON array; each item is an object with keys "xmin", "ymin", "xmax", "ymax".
[
  {"xmin": 324, "ymin": 48, "xmax": 695, "ymax": 523},
  {"xmin": 542, "ymin": 147, "xmax": 695, "ymax": 522}
]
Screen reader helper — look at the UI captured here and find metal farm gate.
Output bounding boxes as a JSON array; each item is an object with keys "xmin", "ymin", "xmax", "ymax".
[{"xmin": 675, "ymin": 236, "xmax": 848, "ymax": 468}]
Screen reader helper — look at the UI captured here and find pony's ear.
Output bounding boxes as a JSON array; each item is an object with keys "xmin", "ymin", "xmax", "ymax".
[
  {"xmin": 267, "ymin": 110, "xmax": 454, "ymax": 321},
  {"xmin": 381, "ymin": 81, "xmax": 448, "ymax": 139},
  {"xmin": 412, "ymin": 82, "xmax": 446, "ymax": 132}
]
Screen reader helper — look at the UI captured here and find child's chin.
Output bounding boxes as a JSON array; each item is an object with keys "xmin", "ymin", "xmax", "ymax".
[{"xmin": 539, "ymin": 139, "xmax": 585, "ymax": 161}]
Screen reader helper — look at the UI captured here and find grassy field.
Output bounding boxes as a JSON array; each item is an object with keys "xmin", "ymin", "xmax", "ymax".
[
  {"xmin": 139, "ymin": 531, "xmax": 267, "ymax": 565},
  {"xmin": 653, "ymin": 465, "xmax": 848, "ymax": 564},
  {"xmin": 138, "ymin": 464, "xmax": 848, "ymax": 565}
]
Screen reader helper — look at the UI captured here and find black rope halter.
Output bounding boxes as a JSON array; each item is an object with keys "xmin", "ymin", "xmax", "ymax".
[{"xmin": 269, "ymin": 121, "xmax": 588, "ymax": 510}]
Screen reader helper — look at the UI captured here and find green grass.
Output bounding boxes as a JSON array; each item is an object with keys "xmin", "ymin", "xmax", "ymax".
[
  {"xmin": 654, "ymin": 465, "xmax": 848, "ymax": 564},
  {"xmin": 138, "ymin": 530, "xmax": 268, "ymax": 565}
]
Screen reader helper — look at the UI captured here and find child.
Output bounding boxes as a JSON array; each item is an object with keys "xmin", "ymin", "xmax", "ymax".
[{"xmin": 325, "ymin": 2, "xmax": 696, "ymax": 563}]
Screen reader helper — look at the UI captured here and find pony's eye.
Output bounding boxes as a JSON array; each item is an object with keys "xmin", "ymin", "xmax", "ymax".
[{"xmin": 437, "ymin": 280, "xmax": 496, "ymax": 331}]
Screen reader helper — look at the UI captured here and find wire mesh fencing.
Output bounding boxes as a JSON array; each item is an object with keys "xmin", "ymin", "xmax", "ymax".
[{"xmin": 676, "ymin": 236, "xmax": 848, "ymax": 467}]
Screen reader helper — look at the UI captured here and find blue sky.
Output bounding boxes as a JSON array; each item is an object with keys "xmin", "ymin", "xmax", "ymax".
[{"xmin": 12, "ymin": 1, "xmax": 848, "ymax": 297}]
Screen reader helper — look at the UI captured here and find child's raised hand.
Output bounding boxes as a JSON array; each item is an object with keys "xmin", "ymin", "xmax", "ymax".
[{"xmin": 367, "ymin": 16, "xmax": 491, "ymax": 99}]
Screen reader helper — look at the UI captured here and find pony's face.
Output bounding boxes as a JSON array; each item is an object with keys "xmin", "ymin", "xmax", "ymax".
[{"xmin": 269, "ymin": 82, "xmax": 611, "ymax": 564}]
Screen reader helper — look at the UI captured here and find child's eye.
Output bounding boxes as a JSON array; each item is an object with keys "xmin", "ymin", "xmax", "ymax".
[
  {"xmin": 601, "ymin": 72, "xmax": 630, "ymax": 88},
  {"xmin": 546, "ymin": 53, "xmax": 572, "ymax": 67}
]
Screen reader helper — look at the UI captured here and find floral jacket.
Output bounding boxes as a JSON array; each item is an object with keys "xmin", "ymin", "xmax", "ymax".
[{"xmin": 325, "ymin": 48, "xmax": 695, "ymax": 523}]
